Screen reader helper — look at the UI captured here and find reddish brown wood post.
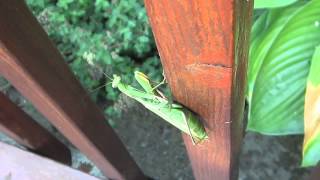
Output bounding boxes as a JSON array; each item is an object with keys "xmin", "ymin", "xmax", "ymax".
[
  {"xmin": 0, "ymin": 1, "xmax": 146, "ymax": 179},
  {"xmin": 144, "ymin": 0, "xmax": 253, "ymax": 179},
  {"xmin": 0, "ymin": 92, "xmax": 71, "ymax": 164}
]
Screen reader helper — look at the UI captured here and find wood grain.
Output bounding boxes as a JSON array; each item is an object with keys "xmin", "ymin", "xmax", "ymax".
[
  {"xmin": 0, "ymin": 92, "xmax": 71, "ymax": 164},
  {"xmin": 0, "ymin": 1, "xmax": 146, "ymax": 179},
  {"xmin": 144, "ymin": 0, "xmax": 253, "ymax": 179}
]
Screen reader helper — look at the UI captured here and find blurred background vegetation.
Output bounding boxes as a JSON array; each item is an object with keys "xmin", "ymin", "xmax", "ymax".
[{"xmin": 26, "ymin": 0, "xmax": 163, "ymax": 122}]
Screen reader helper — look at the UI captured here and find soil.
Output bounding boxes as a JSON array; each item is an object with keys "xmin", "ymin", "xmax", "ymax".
[{"xmin": 0, "ymin": 87, "xmax": 315, "ymax": 180}]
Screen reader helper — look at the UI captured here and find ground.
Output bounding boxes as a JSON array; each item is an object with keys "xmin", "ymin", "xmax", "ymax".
[{"xmin": 0, "ymin": 87, "xmax": 314, "ymax": 180}]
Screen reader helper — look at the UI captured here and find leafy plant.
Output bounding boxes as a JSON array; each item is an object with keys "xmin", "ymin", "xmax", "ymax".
[
  {"xmin": 248, "ymin": 0, "xmax": 320, "ymax": 166},
  {"xmin": 302, "ymin": 46, "xmax": 320, "ymax": 167},
  {"xmin": 26, "ymin": 0, "xmax": 320, "ymax": 168},
  {"xmin": 26, "ymin": 0, "xmax": 162, "ymax": 117},
  {"xmin": 254, "ymin": 0, "xmax": 298, "ymax": 9}
]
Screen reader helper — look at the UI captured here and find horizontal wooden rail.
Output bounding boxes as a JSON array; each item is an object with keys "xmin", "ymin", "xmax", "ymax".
[
  {"xmin": 0, "ymin": 142, "xmax": 100, "ymax": 180},
  {"xmin": 0, "ymin": 1, "xmax": 146, "ymax": 179},
  {"xmin": 0, "ymin": 91, "xmax": 71, "ymax": 164},
  {"xmin": 145, "ymin": 0, "xmax": 253, "ymax": 179}
]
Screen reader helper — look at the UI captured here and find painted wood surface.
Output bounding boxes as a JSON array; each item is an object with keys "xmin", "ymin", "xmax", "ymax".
[
  {"xmin": 0, "ymin": 142, "xmax": 100, "ymax": 180},
  {"xmin": 144, "ymin": 0, "xmax": 253, "ymax": 179},
  {"xmin": 0, "ymin": 92, "xmax": 71, "ymax": 164}
]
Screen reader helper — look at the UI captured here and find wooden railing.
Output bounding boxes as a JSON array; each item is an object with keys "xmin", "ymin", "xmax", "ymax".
[
  {"xmin": 7, "ymin": 1, "xmax": 315, "ymax": 180},
  {"xmin": 0, "ymin": 1, "xmax": 146, "ymax": 179}
]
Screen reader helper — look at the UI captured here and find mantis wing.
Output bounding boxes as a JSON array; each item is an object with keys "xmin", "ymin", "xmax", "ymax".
[
  {"xmin": 114, "ymin": 72, "xmax": 208, "ymax": 143},
  {"xmin": 134, "ymin": 71, "xmax": 182, "ymax": 108},
  {"xmin": 134, "ymin": 71, "xmax": 155, "ymax": 94},
  {"xmin": 135, "ymin": 97, "xmax": 208, "ymax": 142}
]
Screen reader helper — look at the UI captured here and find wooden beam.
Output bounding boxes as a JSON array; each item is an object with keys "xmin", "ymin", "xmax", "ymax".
[
  {"xmin": 144, "ymin": 0, "xmax": 253, "ymax": 179},
  {"xmin": 0, "ymin": 92, "xmax": 71, "ymax": 164},
  {"xmin": 0, "ymin": 1, "xmax": 146, "ymax": 179},
  {"xmin": 0, "ymin": 141, "xmax": 100, "ymax": 180}
]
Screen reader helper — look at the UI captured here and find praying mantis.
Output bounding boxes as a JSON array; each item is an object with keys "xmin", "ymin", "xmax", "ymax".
[{"xmin": 111, "ymin": 71, "xmax": 208, "ymax": 143}]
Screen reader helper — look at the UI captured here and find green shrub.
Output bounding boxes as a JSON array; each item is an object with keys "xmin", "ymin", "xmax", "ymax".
[
  {"xmin": 26, "ymin": 0, "xmax": 162, "ymax": 111},
  {"xmin": 249, "ymin": 0, "xmax": 320, "ymax": 166}
]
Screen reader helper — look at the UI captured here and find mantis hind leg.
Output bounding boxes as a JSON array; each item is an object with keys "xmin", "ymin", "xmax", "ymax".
[
  {"xmin": 151, "ymin": 70, "xmax": 167, "ymax": 91},
  {"xmin": 183, "ymin": 111, "xmax": 198, "ymax": 145},
  {"xmin": 151, "ymin": 76, "xmax": 166, "ymax": 91}
]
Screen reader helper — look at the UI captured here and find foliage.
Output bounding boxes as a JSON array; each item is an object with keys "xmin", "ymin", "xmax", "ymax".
[
  {"xmin": 26, "ymin": 0, "xmax": 162, "ymax": 114},
  {"xmin": 0, "ymin": 78, "xmax": 10, "ymax": 93},
  {"xmin": 302, "ymin": 46, "xmax": 320, "ymax": 167},
  {"xmin": 26, "ymin": 0, "xmax": 320, "ymax": 167},
  {"xmin": 248, "ymin": 0, "xmax": 320, "ymax": 166},
  {"xmin": 254, "ymin": 0, "xmax": 298, "ymax": 9},
  {"xmin": 247, "ymin": 0, "xmax": 320, "ymax": 135}
]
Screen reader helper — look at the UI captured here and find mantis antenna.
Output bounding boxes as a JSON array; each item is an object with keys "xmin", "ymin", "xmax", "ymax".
[{"xmin": 88, "ymin": 81, "xmax": 113, "ymax": 93}]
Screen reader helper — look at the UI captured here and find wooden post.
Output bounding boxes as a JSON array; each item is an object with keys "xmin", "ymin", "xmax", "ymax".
[
  {"xmin": 0, "ymin": 1, "xmax": 146, "ymax": 179},
  {"xmin": 0, "ymin": 92, "xmax": 71, "ymax": 164},
  {"xmin": 144, "ymin": 0, "xmax": 253, "ymax": 179}
]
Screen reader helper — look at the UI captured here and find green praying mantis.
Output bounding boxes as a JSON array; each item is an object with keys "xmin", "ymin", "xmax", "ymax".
[{"xmin": 111, "ymin": 71, "xmax": 208, "ymax": 144}]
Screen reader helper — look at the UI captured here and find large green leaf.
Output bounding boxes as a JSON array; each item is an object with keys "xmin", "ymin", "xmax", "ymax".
[
  {"xmin": 254, "ymin": 0, "xmax": 298, "ymax": 9},
  {"xmin": 247, "ymin": 1, "xmax": 320, "ymax": 135},
  {"xmin": 302, "ymin": 46, "xmax": 320, "ymax": 167}
]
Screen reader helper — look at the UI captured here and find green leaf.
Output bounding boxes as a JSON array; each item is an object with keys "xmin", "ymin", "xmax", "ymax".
[
  {"xmin": 247, "ymin": 1, "xmax": 320, "ymax": 135},
  {"xmin": 254, "ymin": 0, "xmax": 298, "ymax": 9},
  {"xmin": 308, "ymin": 47, "xmax": 320, "ymax": 85},
  {"xmin": 57, "ymin": 0, "xmax": 74, "ymax": 9},
  {"xmin": 302, "ymin": 46, "xmax": 320, "ymax": 167}
]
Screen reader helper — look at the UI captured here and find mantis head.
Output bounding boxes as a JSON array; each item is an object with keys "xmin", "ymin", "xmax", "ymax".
[{"xmin": 112, "ymin": 75, "xmax": 121, "ymax": 88}]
